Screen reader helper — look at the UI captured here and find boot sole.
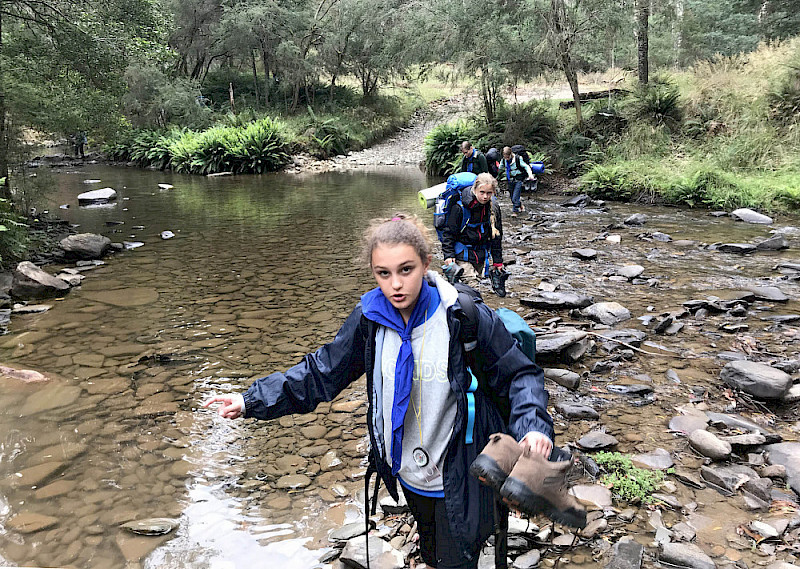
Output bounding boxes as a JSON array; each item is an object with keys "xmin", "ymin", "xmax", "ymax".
[
  {"xmin": 469, "ymin": 454, "xmax": 509, "ymax": 493},
  {"xmin": 499, "ymin": 477, "xmax": 587, "ymax": 529}
]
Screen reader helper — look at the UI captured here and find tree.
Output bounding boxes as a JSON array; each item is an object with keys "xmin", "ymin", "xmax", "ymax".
[{"xmin": 635, "ymin": 0, "xmax": 649, "ymax": 84}]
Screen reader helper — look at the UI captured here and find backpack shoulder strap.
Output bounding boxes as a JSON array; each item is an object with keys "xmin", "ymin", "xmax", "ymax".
[{"xmin": 456, "ymin": 286, "xmax": 480, "ymax": 352}]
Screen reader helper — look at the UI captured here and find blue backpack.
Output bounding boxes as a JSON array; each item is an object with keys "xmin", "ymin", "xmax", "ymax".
[{"xmin": 432, "ymin": 172, "xmax": 477, "ymax": 240}]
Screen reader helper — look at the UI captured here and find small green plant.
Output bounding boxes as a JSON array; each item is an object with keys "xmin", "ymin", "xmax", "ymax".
[
  {"xmin": 0, "ymin": 198, "xmax": 28, "ymax": 268},
  {"xmin": 423, "ymin": 120, "xmax": 477, "ymax": 176},
  {"xmin": 594, "ymin": 451, "xmax": 668, "ymax": 504},
  {"xmin": 630, "ymin": 78, "xmax": 683, "ymax": 131}
]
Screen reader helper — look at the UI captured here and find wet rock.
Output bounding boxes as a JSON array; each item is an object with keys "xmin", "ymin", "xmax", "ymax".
[
  {"xmin": 717, "ymin": 243, "xmax": 756, "ymax": 254},
  {"xmin": 720, "ymin": 360, "xmax": 792, "ymax": 399},
  {"xmin": 570, "ymin": 484, "xmax": 613, "ymax": 508},
  {"xmin": 688, "ymin": 430, "xmax": 731, "ymax": 461},
  {"xmin": 544, "ymin": 368, "xmax": 581, "ymax": 390},
  {"xmin": 577, "ymin": 431, "xmax": 618, "ymax": 450},
  {"xmin": 161, "ymin": 230, "xmax": 175, "ymax": 240},
  {"xmin": 756, "ymin": 235, "xmax": 789, "ymax": 250},
  {"xmin": 668, "ymin": 415, "xmax": 708, "ymax": 435},
  {"xmin": 731, "ymin": 208, "xmax": 773, "ymax": 224},
  {"xmin": 320, "ymin": 451, "xmax": 344, "ymax": 471},
  {"xmin": 78, "ymin": 187, "xmax": 117, "ymax": 204},
  {"xmin": 340, "ymin": 535, "xmax": 404, "ymax": 569},
  {"xmin": 750, "ymin": 520, "xmax": 780, "ymax": 538},
  {"xmin": 7, "ymin": 512, "xmax": 59, "ymax": 533},
  {"xmin": 561, "ymin": 194, "xmax": 591, "ymax": 207},
  {"xmin": 329, "ymin": 523, "xmax": 366, "ymax": 542},
  {"xmin": 11, "ymin": 261, "xmax": 70, "ymax": 299},
  {"xmin": 671, "ymin": 522, "xmax": 696, "ymax": 542},
  {"xmin": 120, "ymin": 518, "xmax": 179, "ymax": 536},
  {"xmin": 9, "ymin": 461, "xmax": 67, "ymax": 488},
  {"xmin": 604, "ymin": 539, "xmax": 643, "ymax": 569},
  {"xmin": 581, "ymin": 517, "xmax": 608, "ymax": 538},
  {"xmin": 555, "ymin": 403, "xmax": 599, "ymax": 420},
  {"xmin": 762, "ymin": 314, "xmax": 800, "ymax": 324},
  {"xmin": 115, "ymin": 532, "xmax": 168, "ymax": 563},
  {"xmin": 659, "ymin": 542, "xmax": 716, "ymax": 569},
  {"xmin": 607, "ymin": 384, "xmax": 652, "ymax": 396},
  {"xmin": 572, "ymin": 249, "xmax": 598, "ymax": 260},
  {"xmin": 520, "ymin": 292, "xmax": 594, "ymax": 310},
  {"xmin": 0, "ymin": 364, "xmax": 49, "ymax": 383},
  {"xmin": 746, "ymin": 285, "xmax": 789, "ymax": 302},
  {"xmin": 764, "ymin": 443, "xmax": 800, "ymax": 496},
  {"xmin": 597, "ymin": 329, "xmax": 647, "ymax": 350},
  {"xmin": 581, "ymin": 302, "xmax": 631, "ymax": 325},
  {"xmin": 616, "ymin": 265, "xmax": 645, "ymax": 279},
  {"xmin": 742, "ymin": 477, "xmax": 773, "ymax": 502},
  {"xmin": 536, "ymin": 330, "xmax": 588, "ymax": 355},
  {"xmin": 59, "ymin": 233, "xmax": 111, "ymax": 260},
  {"xmin": 20, "ymin": 383, "xmax": 82, "ymax": 415},
  {"xmin": 632, "ymin": 448, "xmax": 674, "ymax": 470},
  {"xmin": 563, "ymin": 338, "xmax": 591, "ymax": 363},
  {"xmin": 379, "ymin": 493, "xmax": 408, "ymax": 515},
  {"xmin": 275, "ymin": 474, "xmax": 312, "ymax": 489},
  {"xmin": 706, "ymin": 412, "xmax": 781, "ymax": 442},
  {"xmin": 513, "ymin": 549, "xmax": 540, "ymax": 569},
  {"xmin": 83, "ymin": 287, "xmax": 159, "ymax": 307},
  {"xmin": 652, "ymin": 232, "xmax": 672, "ymax": 242},
  {"xmin": 721, "ymin": 433, "xmax": 767, "ymax": 448},
  {"xmin": 624, "ymin": 214, "xmax": 647, "ymax": 226},
  {"xmin": 700, "ymin": 464, "xmax": 758, "ymax": 493}
]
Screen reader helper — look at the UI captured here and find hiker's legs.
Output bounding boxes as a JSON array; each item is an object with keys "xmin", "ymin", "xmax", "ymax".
[
  {"xmin": 455, "ymin": 260, "xmax": 481, "ymax": 287},
  {"xmin": 509, "ymin": 180, "xmax": 523, "ymax": 212},
  {"xmin": 403, "ymin": 488, "xmax": 479, "ymax": 569}
]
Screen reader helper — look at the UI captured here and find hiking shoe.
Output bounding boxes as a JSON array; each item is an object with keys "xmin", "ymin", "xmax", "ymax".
[
  {"xmin": 469, "ymin": 433, "xmax": 522, "ymax": 493},
  {"xmin": 442, "ymin": 263, "xmax": 464, "ymax": 284},
  {"xmin": 489, "ymin": 267, "xmax": 509, "ymax": 297},
  {"xmin": 499, "ymin": 451, "xmax": 587, "ymax": 529}
]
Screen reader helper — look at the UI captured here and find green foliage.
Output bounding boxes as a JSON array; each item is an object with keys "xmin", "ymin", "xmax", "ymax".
[
  {"xmin": 768, "ymin": 46, "xmax": 800, "ymax": 124},
  {"xmin": 107, "ymin": 118, "xmax": 290, "ymax": 175},
  {"xmin": 0, "ymin": 199, "xmax": 29, "ymax": 268},
  {"xmin": 494, "ymin": 100, "xmax": 560, "ymax": 148},
  {"xmin": 304, "ymin": 109, "xmax": 351, "ymax": 159},
  {"xmin": 630, "ymin": 78, "xmax": 683, "ymax": 131},
  {"xmin": 594, "ymin": 452, "xmax": 668, "ymax": 505},
  {"xmin": 423, "ymin": 121, "xmax": 478, "ymax": 176}
]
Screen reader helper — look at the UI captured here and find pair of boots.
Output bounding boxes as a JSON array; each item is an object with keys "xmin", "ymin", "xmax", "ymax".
[
  {"xmin": 469, "ymin": 433, "xmax": 587, "ymax": 529},
  {"xmin": 489, "ymin": 267, "xmax": 509, "ymax": 297}
]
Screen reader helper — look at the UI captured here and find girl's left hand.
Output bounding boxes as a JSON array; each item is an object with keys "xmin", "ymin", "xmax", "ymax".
[{"xmin": 519, "ymin": 431, "xmax": 552, "ymax": 458}]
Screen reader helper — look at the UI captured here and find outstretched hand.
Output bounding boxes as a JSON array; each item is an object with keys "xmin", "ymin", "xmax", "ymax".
[
  {"xmin": 519, "ymin": 431, "xmax": 552, "ymax": 458},
  {"xmin": 203, "ymin": 393, "xmax": 245, "ymax": 420}
]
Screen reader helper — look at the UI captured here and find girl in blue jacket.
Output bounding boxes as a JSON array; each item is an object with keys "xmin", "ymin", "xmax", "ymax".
[{"xmin": 204, "ymin": 214, "xmax": 554, "ymax": 569}]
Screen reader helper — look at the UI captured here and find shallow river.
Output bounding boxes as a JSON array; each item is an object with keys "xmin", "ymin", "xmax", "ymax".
[{"xmin": 0, "ymin": 165, "xmax": 799, "ymax": 568}]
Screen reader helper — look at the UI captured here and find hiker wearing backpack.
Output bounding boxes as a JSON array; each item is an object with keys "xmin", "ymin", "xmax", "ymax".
[
  {"xmin": 204, "ymin": 213, "xmax": 585, "ymax": 569},
  {"xmin": 459, "ymin": 141, "xmax": 489, "ymax": 175},
  {"xmin": 441, "ymin": 173, "xmax": 510, "ymax": 296},
  {"xmin": 498, "ymin": 146, "xmax": 535, "ymax": 217}
]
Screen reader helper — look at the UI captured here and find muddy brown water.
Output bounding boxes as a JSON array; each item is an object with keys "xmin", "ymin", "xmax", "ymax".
[{"xmin": 0, "ymin": 166, "xmax": 799, "ymax": 568}]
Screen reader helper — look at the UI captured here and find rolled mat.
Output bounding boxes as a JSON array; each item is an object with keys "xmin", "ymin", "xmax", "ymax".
[{"xmin": 417, "ymin": 182, "xmax": 447, "ymax": 209}]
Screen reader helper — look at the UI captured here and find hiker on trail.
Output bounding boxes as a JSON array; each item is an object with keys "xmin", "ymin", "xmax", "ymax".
[
  {"xmin": 441, "ymin": 173, "xmax": 509, "ymax": 296},
  {"xmin": 485, "ymin": 147, "xmax": 501, "ymax": 178},
  {"xmin": 497, "ymin": 146, "xmax": 535, "ymax": 217},
  {"xmin": 459, "ymin": 141, "xmax": 488, "ymax": 175},
  {"xmin": 74, "ymin": 131, "xmax": 87, "ymax": 159},
  {"xmin": 204, "ymin": 213, "xmax": 584, "ymax": 569}
]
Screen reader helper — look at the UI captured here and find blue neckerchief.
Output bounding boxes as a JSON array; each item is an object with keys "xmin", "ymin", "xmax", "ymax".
[
  {"xmin": 505, "ymin": 157, "xmax": 511, "ymax": 182},
  {"xmin": 466, "ymin": 149, "xmax": 475, "ymax": 173},
  {"xmin": 361, "ymin": 281, "xmax": 440, "ymax": 475}
]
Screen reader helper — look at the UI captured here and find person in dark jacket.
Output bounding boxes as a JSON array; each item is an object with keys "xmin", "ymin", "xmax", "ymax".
[
  {"xmin": 498, "ymin": 146, "xmax": 535, "ymax": 217},
  {"xmin": 204, "ymin": 214, "xmax": 553, "ymax": 569},
  {"xmin": 442, "ymin": 173, "xmax": 504, "ymax": 289},
  {"xmin": 459, "ymin": 141, "xmax": 488, "ymax": 175}
]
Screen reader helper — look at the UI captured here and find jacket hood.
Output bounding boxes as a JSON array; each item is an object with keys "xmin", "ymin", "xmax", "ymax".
[
  {"xmin": 425, "ymin": 270, "xmax": 459, "ymax": 309},
  {"xmin": 459, "ymin": 184, "xmax": 476, "ymax": 207}
]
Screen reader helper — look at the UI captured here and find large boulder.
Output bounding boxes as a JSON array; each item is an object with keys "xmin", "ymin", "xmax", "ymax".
[
  {"xmin": 764, "ymin": 442, "xmax": 800, "ymax": 497},
  {"xmin": 11, "ymin": 262, "xmax": 70, "ymax": 299},
  {"xmin": 730, "ymin": 208, "xmax": 773, "ymax": 224},
  {"xmin": 581, "ymin": 302, "xmax": 632, "ymax": 325},
  {"xmin": 77, "ymin": 187, "xmax": 117, "ymax": 204},
  {"xmin": 520, "ymin": 291, "xmax": 594, "ymax": 310},
  {"xmin": 59, "ymin": 233, "xmax": 111, "ymax": 260},
  {"xmin": 720, "ymin": 360, "xmax": 792, "ymax": 399}
]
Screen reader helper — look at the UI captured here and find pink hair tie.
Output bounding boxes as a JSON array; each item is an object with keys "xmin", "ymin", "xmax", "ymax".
[{"xmin": 391, "ymin": 217, "xmax": 402, "ymax": 221}]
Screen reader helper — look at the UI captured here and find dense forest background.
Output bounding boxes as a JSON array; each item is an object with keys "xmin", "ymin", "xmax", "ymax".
[{"xmin": 0, "ymin": 0, "xmax": 798, "ymax": 252}]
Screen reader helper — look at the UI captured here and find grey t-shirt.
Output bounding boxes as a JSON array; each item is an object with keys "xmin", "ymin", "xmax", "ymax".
[{"xmin": 380, "ymin": 303, "xmax": 456, "ymax": 492}]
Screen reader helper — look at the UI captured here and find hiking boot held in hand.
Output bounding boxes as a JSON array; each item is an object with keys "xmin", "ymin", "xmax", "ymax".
[
  {"xmin": 489, "ymin": 267, "xmax": 509, "ymax": 297},
  {"xmin": 469, "ymin": 433, "xmax": 522, "ymax": 492},
  {"xmin": 442, "ymin": 263, "xmax": 464, "ymax": 284},
  {"xmin": 499, "ymin": 451, "xmax": 587, "ymax": 529}
]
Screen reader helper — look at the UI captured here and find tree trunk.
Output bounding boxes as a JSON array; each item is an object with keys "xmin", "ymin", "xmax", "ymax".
[
  {"xmin": 636, "ymin": 0, "xmax": 649, "ymax": 84},
  {"xmin": 550, "ymin": 0, "xmax": 582, "ymax": 129},
  {"xmin": 673, "ymin": 0, "xmax": 683, "ymax": 67},
  {"xmin": 261, "ymin": 47, "xmax": 271, "ymax": 106},
  {"xmin": 0, "ymin": 10, "xmax": 10, "ymax": 199},
  {"xmin": 229, "ymin": 82, "xmax": 236, "ymax": 114},
  {"xmin": 251, "ymin": 50, "xmax": 260, "ymax": 105},
  {"xmin": 480, "ymin": 65, "xmax": 497, "ymax": 125}
]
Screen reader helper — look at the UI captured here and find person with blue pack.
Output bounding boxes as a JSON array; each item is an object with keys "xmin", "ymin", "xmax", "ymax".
[
  {"xmin": 202, "ymin": 214, "xmax": 583, "ymax": 569},
  {"xmin": 441, "ymin": 173, "xmax": 509, "ymax": 296},
  {"xmin": 498, "ymin": 146, "xmax": 535, "ymax": 217},
  {"xmin": 459, "ymin": 141, "xmax": 488, "ymax": 175}
]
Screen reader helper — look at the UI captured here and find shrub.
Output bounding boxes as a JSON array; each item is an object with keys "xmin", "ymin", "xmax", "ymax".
[
  {"xmin": 630, "ymin": 77, "xmax": 683, "ymax": 131},
  {"xmin": 594, "ymin": 451, "xmax": 668, "ymax": 505},
  {"xmin": 233, "ymin": 118, "xmax": 291, "ymax": 173},
  {"xmin": 423, "ymin": 120, "xmax": 477, "ymax": 176},
  {"xmin": 498, "ymin": 99, "xmax": 559, "ymax": 148},
  {"xmin": 0, "ymin": 196, "xmax": 28, "ymax": 268},
  {"xmin": 768, "ymin": 55, "xmax": 800, "ymax": 124}
]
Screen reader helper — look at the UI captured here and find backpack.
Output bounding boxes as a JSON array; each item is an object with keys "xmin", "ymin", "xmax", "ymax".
[
  {"xmin": 510, "ymin": 144, "xmax": 531, "ymax": 165},
  {"xmin": 432, "ymin": 172, "xmax": 477, "ymax": 240}
]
